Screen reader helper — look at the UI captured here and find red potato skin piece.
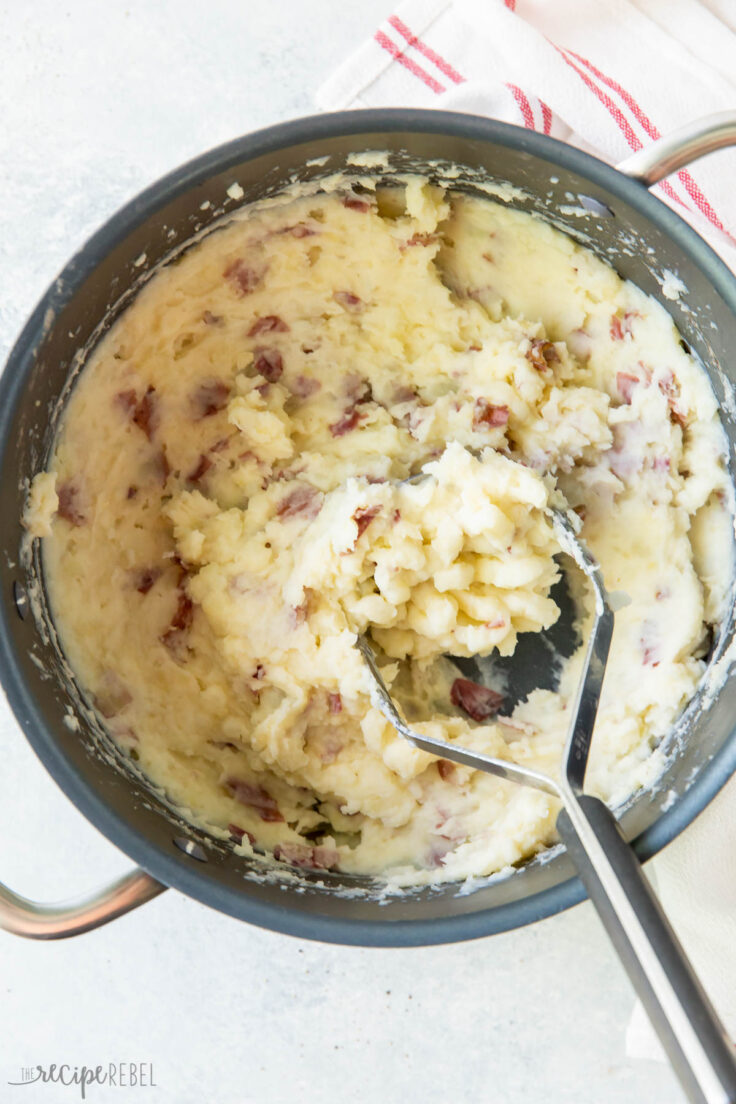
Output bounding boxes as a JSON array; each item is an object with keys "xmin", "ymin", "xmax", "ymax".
[
  {"xmin": 641, "ymin": 628, "xmax": 661, "ymax": 667},
  {"xmin": 473, "ymin": 399, "xmax": 509, "ymax": 430},
  {"xmin": 328, "ymin": 692, "xmax": 343, "ymax": 714},
  {"xmin": 228, "ymin": 824, "xmax": 256, "ymax": 845},
  {"xmin": 274, "ymin": 223, "xmax": 317, "ymax": 238},
  {"xmin": 160, "ymin": 591, "xmax": 193, "ymax": 655},
  {"xmin": 225, "ymin": 778, "xmax": 284, "ymax": 823},
  {"xmin": 290, "ymin": 601, "xmax": 309, "ymax": 627},
  {"xmin": 317, "ymin": 737, "xmax": 343, "ymax": 764},
  {"xmin": 172, "ymin": 554, "xmax": 190, "ymax": 586},
  {"xmin": 342, "ymin": 195, "xmax": 372, "ymax": 212},
  {"xmin": 330, "ymin": 407, "xmax": 363, "ymax": 437},
  {"xmin": 291, "ymin": 375, "xmax": 321, "ymax": 399},
  {"xmin": 191, "ymin": 379, "xmax": 230, "ymax": 419},
  {"xmin": 329, "ymin": 376, "xmax": 374, "ymax": 435},
  {"xmin": 269, "ymin": 464, "xmax": 303, "ymax": 485},
  {"xmin": 640, "ymin": 615, "xmax": 661, "ymax": 666},
  {"xmin": 132, "ymin": 386, "xmax": 159, "ymax": 440},
  {"xmin": 116, "ymin": 386, "xmax": 159, "ymax": 439},
  {"xmin": 289, "ymin": 224, "xmax": 315, "ymax": 238},
  {"xmin": 94, "ymin": 672, "xmax": 133, "ymax": 718},
  {"xmin": 132, "ymin": 567, "xmax": 162, "ymax": 595},
  {"xmin": 188, "ymin": 454, "xmax": 213, "ymax": 484},
  {"xmin": 333, "ymin": 290, "xmax": 362, "ymax": 309},
  {"xmin": 405, "ymin": 232, "xmax": 437, "ymax": 247},
  {"xmin": 568, "ymin": 327, "xmax": 593, "ymax": 362},
  {"xmin": 527, "ymin": 339, "xmax": 559, "ymax": 372},
  {"xmin": 56, "ymin": 481, "xmax": 87, "ymax": 526},
  {"xmin": 151, "ymin": 448, "xmax": 171, "ymax": 486},
  {"xmin": 437, "ymin": 759, "xmax": 456, "ymax": 782},
  {"xmin": 610, "ymin": 312, "xmax": 639, "ymax": 341},
  {"xmin": 308, "ymin": 845, "xmax": 340, "ymax": 870},
  {"xmin": 277, "ymin": 485, "xmax": 322, "ymax": 520},
  {"xmin": 658, "ymin": 372, "xmax": 679, "ymax": 400},
  {"xmin": 451, "ymin": 678, "xmax": 504, "ymax": 721},
  {"xmin": 169, "ymin": 591, "xmax": 193, "ymax": 633},
  {"xmin": 224, "ymin": 259, "xmax": 264, "ymax": 296},
  {"xmin": 95, "ymin": 695, "xmax": 132, "ymax": 720},
  {"xmin": 353, "ymin": 505, "xmax": 380, "ymax": 539},
  {"xmin": 617, "ymin": 372, "xmax": 639, "ymax": 404},
  {"xmin": 248, "ymin": 315, "xmax": 289, "ymax": 336},
  {"xmin": 274, "ymin": 842, "xmax": 339, "ymax": 869},
  {"xmin": 346, "ymin": 376, "xmax": 373, "ymax": 405},
  {"xmin": 253, "ymin": 347, "xmax": 283, "ymax": 383},
  {"xmin": 115, "ymin": 389, "xmax": 137, "ymax": 415},
  {"xmin": 426, "ymin": 838, "xmax": 457, "ymax": 868},
  {"xmin": 658, "ymin": 371, "xmax": 687, "ymax": 427}
]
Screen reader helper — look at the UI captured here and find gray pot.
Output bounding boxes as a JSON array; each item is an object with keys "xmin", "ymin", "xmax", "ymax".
[{"xmin": 1, "ymin": 108, "xmax": 735, "ymax": 947}]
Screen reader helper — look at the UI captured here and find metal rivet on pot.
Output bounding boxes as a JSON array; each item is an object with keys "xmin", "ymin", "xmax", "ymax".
[
  {"xmin": 173, "ymin": 836, "xmax": 209, "ymax": 862},
  {"xmin": 13, "ymin": 580, "xmax": 28, "ymax": 621},
  {"xmin": 577, "ymin": 195, "xmax": 615, "ymax": 217}
]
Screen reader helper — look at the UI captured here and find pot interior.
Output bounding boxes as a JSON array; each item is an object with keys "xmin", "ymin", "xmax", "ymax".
[{"xmin": 2, "ymin": 114, "xmax": 736, "ymax": 945}]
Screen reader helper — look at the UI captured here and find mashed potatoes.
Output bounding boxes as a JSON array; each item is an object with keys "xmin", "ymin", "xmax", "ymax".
[{"xmin": 25, "ymin": 177, "xmax": 732, "ymax": 885}]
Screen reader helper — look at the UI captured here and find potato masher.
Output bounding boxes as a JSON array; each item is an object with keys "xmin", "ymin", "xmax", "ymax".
[{"xmin": 357, "ymin": 508, "xmax": 736, "ymax": 1104}]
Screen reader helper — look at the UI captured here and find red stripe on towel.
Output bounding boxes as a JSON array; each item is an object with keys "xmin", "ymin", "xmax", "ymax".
[
  {"xmin": 388, "ymin": 15, "xmax": 465, "ymax": 84},
  {"xmin": 506, "ymin": 83, "xmax": 535, "ymax": 129},
  {"xmin": 567, "ymin": 48, "xmax": 729, "ymax": 236},
  {"xmin": 374, "ymin": 29, "xmax": 445, "ymax": 94},
  {"xmin": 555, "ymin": 47, "xmax": 641, "ymax": 149}
]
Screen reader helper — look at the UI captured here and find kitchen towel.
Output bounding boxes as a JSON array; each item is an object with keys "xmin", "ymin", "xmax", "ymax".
[
  {"xmin": 317, "ymin": 0, "xmax": 736, "ymax": 1061},
  {"xmin": 317, "ymin": 0, "xmax": 736, "ymax": 264}
]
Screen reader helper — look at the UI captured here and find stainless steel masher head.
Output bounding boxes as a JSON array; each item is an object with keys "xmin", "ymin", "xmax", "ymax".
[
  {"xmin": 358, "ymin": 509, "xmax": 608, "ymax": 799},
  {"xmin": 356, "ymin": 507, "xmax": 736, "ymax": 1104}
]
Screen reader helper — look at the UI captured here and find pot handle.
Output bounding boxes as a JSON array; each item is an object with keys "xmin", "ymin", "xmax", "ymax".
[
  {"xmin": 0, "ymin": 867, "xmax": 167, "ymax": 940},
  {"xmin": 557, "ymin": 796, "xmax": 736, "ymax": 1104},
  {"xmin": 616, "ymin": 111, "xmax": 736, "ymax": 185}
]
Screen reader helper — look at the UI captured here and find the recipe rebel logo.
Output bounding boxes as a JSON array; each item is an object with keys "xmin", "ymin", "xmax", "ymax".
[{"xmin": 8, "ymin": 1062, "xmax": 157, "ymax": 1098}]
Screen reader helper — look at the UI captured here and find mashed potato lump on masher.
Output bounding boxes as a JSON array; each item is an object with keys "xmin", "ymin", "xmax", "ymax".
[{"xmin": 25, "ymin": 176, "xmax": 733, "ymax": 886}]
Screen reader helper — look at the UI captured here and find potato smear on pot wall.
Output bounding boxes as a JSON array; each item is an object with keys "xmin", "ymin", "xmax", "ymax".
[{"xmin": 24, "ymin": 177, "xmax": 733, "ymax": 886}]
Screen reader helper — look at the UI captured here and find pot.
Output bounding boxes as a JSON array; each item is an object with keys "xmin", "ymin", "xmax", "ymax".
[{"xmin": 1, "ymin": 108, "xmax": 736, "ymax": 947}]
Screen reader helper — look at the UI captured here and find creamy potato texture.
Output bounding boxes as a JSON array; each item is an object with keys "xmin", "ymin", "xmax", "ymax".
[{"xmin": 26, "ymin": 178, "xmax": 732, "ymax": 885}]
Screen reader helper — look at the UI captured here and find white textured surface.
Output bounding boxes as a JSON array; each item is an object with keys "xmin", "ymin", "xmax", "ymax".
[{"xmin": 0, "ymin": 3, "xmax": 679, "ymax": 1101}]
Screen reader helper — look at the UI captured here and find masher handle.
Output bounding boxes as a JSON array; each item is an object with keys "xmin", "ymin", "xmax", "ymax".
[{"xmin": 557, "ymin": 794, "xmax": 736, "ymax": 1104}]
